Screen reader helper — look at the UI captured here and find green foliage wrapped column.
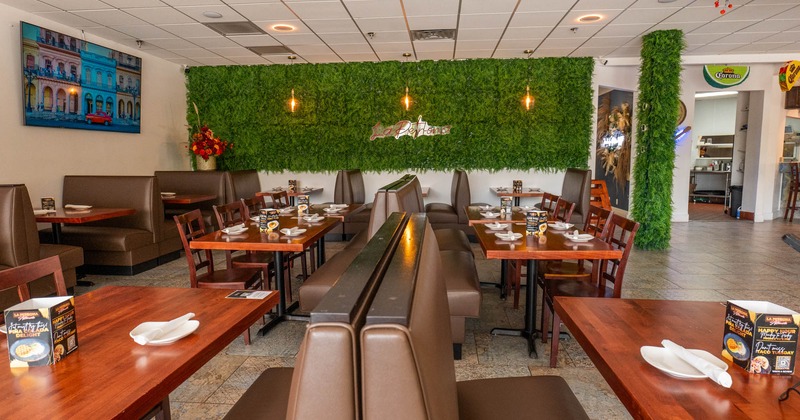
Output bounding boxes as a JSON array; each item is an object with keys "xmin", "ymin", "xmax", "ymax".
[{"xmin": 631, "ymin": 30, "xmax": 685, "ymax": 250}]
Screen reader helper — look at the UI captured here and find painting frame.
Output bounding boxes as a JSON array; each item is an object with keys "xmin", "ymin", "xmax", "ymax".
[{"xmin": 20, "ymin": 21, "xmax": 142, "ymax": 134}]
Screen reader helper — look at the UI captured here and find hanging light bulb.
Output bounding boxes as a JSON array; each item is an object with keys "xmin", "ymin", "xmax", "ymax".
[
  {"xmin": 402, "ymin": 85, "xmax": 412, "ymax": 111},
  {"xmin": 522, "ymin": 85, "xmax": 534, "ymax": 111},
  {"xmin": 288, "ymin": 55, "xmax": 298, "ymax": 113}
]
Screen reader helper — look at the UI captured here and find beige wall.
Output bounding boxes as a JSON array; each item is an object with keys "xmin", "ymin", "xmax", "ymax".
[{"xmin": 0, "ymin": 4, "xmax": 189, "ymax": 206}]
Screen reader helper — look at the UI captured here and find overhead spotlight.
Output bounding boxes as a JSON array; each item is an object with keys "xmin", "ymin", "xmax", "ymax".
[
  {"xmin": 136, "ymin": 40, "xmax": 143, "ymax": 48},
  {"xmin": 577, "ymin": 14, "xmax": 603, "ymax": 23},
  {"xmin": 202, "ymin": 11, "xmax": 223, "ymax": 19},
  {"xmin": 271, "ymin": 24, "xmax": 296, "ymax": 32}
]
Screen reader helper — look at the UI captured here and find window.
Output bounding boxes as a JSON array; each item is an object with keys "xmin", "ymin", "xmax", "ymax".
[
  {"xmin": 26, "ymin": 55, "xmax": 34, "ymax": 69},
  {"xmin": 45, "ymin": 59, "xmax": 52, "ymax": 70},
  {"xmin": 70, "ymin": 65, "xmax": 77, "ymax": 78}
]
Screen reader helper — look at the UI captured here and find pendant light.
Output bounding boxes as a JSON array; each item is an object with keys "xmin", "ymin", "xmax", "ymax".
[
  {"xmin": 521, "ymin": 49, "xmax": 535, "ymax": 111},
  {"xmin": 401, "ymin": 53, "xmax": 412, "ymax": 111},
  {"xmin": 288, "ymin": 55, "xmax": 298, "ymax": 113}
]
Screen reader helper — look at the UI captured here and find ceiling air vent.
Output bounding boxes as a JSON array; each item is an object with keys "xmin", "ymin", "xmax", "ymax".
[
  {"xmin": 411, "ymin": 29, "xmax": 456, "ymax": 41},
  {"xmin": 247, "ymin": 46, "xmax": 296, "ymax": 56},
  {"xmin": 204, "ymin": 21, "xmax": 266, "ymax": 36}
]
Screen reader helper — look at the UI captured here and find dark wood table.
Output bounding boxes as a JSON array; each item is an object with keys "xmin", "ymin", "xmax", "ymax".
[
  {"xmin": 473, "ymin": 223, "xmax": 621, "ymax": 357},
  {"xmin": 160, "ymin": 193, "xmax": 216, "ymax": 205},
  {"xmin": 189, "ymin": 216, "xmax": 341, "ymax": 332},
  {"xmin": 261, "ymin": 187, "xmax": 324, "ymax": 206},
  {"xmin": 35, "ymin": 207, "xmax": 136, "ymax": 244},
  {"xmin": 555, "ymin": 297, "xmax": 800, "ymax": 419},
  {"xmin": 489, "ymin": 187, "xmax": 544, "ymax": 206},
  {"xmin": 466, "ymin": 205, "xmax": 530, "ymax": 225},
  {"xmin": 0, "ymin": 286, "xmax": 279, "ymax": 419}
]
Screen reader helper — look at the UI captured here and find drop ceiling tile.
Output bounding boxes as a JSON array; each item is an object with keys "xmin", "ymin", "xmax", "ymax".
[
  {"xmin": 305, "ymin": 19, "xmax": 360, "ymax": 34},
  {"xmin": 360, "ymin": 31, "xmax": 409, "ymax": 43},
  {"xmin": 403, "ymin": 0, "xmax": 458, "ymax": 17},
  {"xmin": 594, "ymin": 24, "xmax": 651, "ymax": 37},
  {"xmin": 775, "ymin": 6, "xmax": 800, "ymax": 19},
  {"xmin": 508, "ymin": 11, "xmax": 566, "ymax": 28},
  {"xmin": 165, "ymin": 57, "xmax": 202, "ymax": 66},
  {"xmin": 502, "ymin": 27, "xmax": 552, "ymax": 40},
  {"xmin": 338, "ymin": 52, "xmax": 379, "ymax": 61},
  {"xmin": 582, "ymin": 36, "xmax": 634, "ymax": 48},
  {"xmin": 40, "ymin": 0, "xmax": 112, "ymax": 10},
  {"xmin": 407, "ymin": 15, "xmax": 458, "ymax": 30},
  {"xmin": 1, "ymin": 0, "xmax": 58, "ymax": 12},
  {"xmin": 570, "ymin": 46, "xmax": 617, "ymax": 56},
  {"xmin": 231, "ymin": 56, "xmax": 270, "ymax": 65},
  {"xmin": 115, "ymin": 25, "xmax": 176, "ymax": 40},
  {"xmin": 456, "ymin": 40, "xmax": 498, "ymax": 50},
  {"xmin": 561, "ymin": 10, "xmax": 624, "ymax": 27},
  {"xmin": 253, "ymin": 19, "xmax": 312, "ymax": 35},
  {"xmin": 612, "ymin": 8, "xmax": 681, "ymax": 25},
  {"xmin": 691, "ymin": 20, "xmax": 760, "ymax": 34},
  {"xmin": 376, "ymin": 51, "xmax": 408, "ymax": 61},
  {"xmin": 497, "ymin": 38, "xmax": 543, "ymax": 50},
  {"xmin": 121, "ymin": 7, "xmax": 195, "ymax": 25},
  {"xmin": 738, "ymin": 19, "xmax": 800, "ymax": 33},
  {"xmin": 185, "ymin": 36, "xmax": 239, "ymax": 48},
  {"xmin": 413, "ymin": 39, "xmax": 454, "ymax": 52},
  {"xmin": 756, "ymin": 31, "xmax": 800, "ymax": 43},
  {"xmin": 662, "ymin": 6, "xmax": 722, "ymax": 23},
  {"xmin": 457, "ymin": 27, "xmax": 505, "ymax": 41},
  {"xmin": 719, "ymin": 32, "xmax": 773, "ymax": 44},
  {"xmin": 684, "ymin": 32, "xmax": 726, "ymax": 45},
  {"xmin": 551, "ymin": 25, "xmax": 603, "ymax": 38},
  {"xmin": 455, "ymin": 49, "xmax": 492, "ymax": 59},
  {"xmin": 371, "ymin": 42, "xmax": 414, "ymax": 52},
  {"xmin": 629, "ymin": 0, "xmax": 694, "ymax": 8},
  {"xmin": 71, "ymin": 9, "xmax": 146, "ymax": 26},
  {"xmin": 722, "ymin": 4, "xmax": 795, "ymax": 20},
  {"xmin": 103, "ymin": 0, "xmax": 165, "ymax": 6},
  {"xmin": 647, "ymin": 21, "xmax": 706, "ymax": 33},
  {"xmin": 461, "ymin": 0, "xmax": 518, "ymax": 14},
  {"xmin": 354, "ymin": 17, "xmax": 408, "ymax": 32},
  {"xmin": 416, "ymin": 51, "xmax": 454, "ymax": 60},
  {"xmin": 226, "ymin": 34, "xmax": 282, "ymax": 47},
  {"xmin": 171, "ymin": 47, "xmax": 218, "ymax": 58},
  {"xmin": 493, "ymin": 49, "xmax": 528, "ymax": 58},
  {"xmin": 287, "ymin": 1, "xmax": 350, "ymax": 19},
  {"xmin": 573, "ymin": 0, "xmax": 636, "ymax": 10},
  {"xmin": 161, "ymin": 23, "xmax": 220, "ymax": 38},
  {"xmin": 160, "ymin": 0, "xmax": 224, "ymax": 6},
  {"xmin": 175, "ymin": 5, "xmax": 245, "ymax": 22},
  {"xmin": 300, "ymin": 54, "xmax": 343, "ymax": 63},
  {"xmin": 538, "ymin": 37, "xmax": 590, "ymax": 49},
  {"xmin": 604, "ymin": 45, "xmax": 640, "ymax": 57},
  {"xmin": 329, "ymin": 42, "xmax": 372, "ymax": 54},
  {"xmin": 195, "ymin": 57, "xmax": 236, "ymax": 66},
  {"xmin": 264, "ymin": 54, "xmax": 306, "ymax": 64},
  {"xmin": 343, "ymin": 0, "xmax": 404, "ymax": 19},
  {"xmin": 35, "ymin": 11, "xmax": 103, "ymax": 27},
  {"xmin": 290, "ymin": 44, "xmax": 335, "ymax": 55},
  {"xmin": 688, "ymin": 43, "xmax": 750, "ymax": 54},
  {"xmin": 270, "ymin": 33, "xmax": 323, "ymax": 45},
  {"xmin": 515, "ymin": 0, "xmax": 572, "ymax": 13},
  {"xmin": 230, "ymin": 3, "xmax": 296, "ymax": 21},
  {"xmin": 207, "ymin": 46, "xmax": 258, "ymax": 57},
  {"xmin": 142, "ymin": 48, "xmax": 183, "ymax": 59},
  {"xmin": 320, "ymin": 32, "xmax": 368, "ymax": 44},
  {"xmin": 459, "ymin": 13, "xmax": 512, "ymax": 29},
  {"xmin": 83, "ymin": 26, "xmax": 135, "ymax": 42},
  {"xmin": 147, "ymin": 38, "xmax": 203, "ymax": 49}
]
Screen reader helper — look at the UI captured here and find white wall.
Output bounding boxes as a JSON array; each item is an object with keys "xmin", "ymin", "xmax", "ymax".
[{"xmin": 0, "ymin": 4, "xmax": 188, "ymax": 206}]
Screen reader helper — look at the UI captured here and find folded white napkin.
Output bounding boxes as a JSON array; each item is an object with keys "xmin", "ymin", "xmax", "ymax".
[
  {"xmin": 661, "ymin": 339, "xmax": 732, "ymax": 388},
  {"xmin": 65, "ymin": 204, "xmax": 91, "ymax": 209},
  {"xmin": 133, "ymin": 313, "xmax": 195, "ymax": 345}
]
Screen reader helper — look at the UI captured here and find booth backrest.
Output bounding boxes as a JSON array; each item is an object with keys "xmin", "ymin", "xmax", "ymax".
[
  {"xmin": 361, "ymin": 214, "xmax": 459, "ymax": 419},
  {"xmin": 286, "ymin": 212, "xmax": 409, "ymax": 420},
  {"xmin": 0, "ymin": 184, "xmax": 40, "ymax": 267},
  {"xmin": 451, "ymin": 170, "xmax": 472, "ymax": 224},
  {"xmin": 334, "ymin": 170, "xmax": 366, "ymax": 205},
  {"xmin": 154, "ymin": 170, "xmax": 228, "ymax": 207},
  {"xmin": 368, "ymin": 175, "xmax": 423, "ymax": 238},
  {"xmin": 62, "ymin": 176, "xmax": 160, "ymax": 242},
  {"xmin": 560, "ymin": 168, "xmax": 591, "ymax": 225},
  {"xmin": 226, "ymin": 170, "xmax": 262, "ymax": 202}
]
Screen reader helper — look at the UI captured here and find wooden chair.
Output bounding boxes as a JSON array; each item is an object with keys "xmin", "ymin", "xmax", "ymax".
[
  {"xmin": 553, "ymin": 197, "xmax": 576, "ymax": 223},
  {"xmin": 241, "ymin": 195, "xmax": 268, "ymax": 217},
  {"xmin": 541, "ymin": 213, "xmax": 639, "ymax": 367},
  {"xmin": 0, "ymin": 256, "xmax": 67, "ymax": 313},
  {"xmin": 539, "ymin": 192, "xmax": 559, "ymax": 214},
  {"xmin": 537, "ymin": 205, "xmax": 613, "ymax": 282},
  {"xmin": 174, "ymin": 209, "xmax": 262, "ymax": 345},
  {"xmin": 590, "ymin": 179, "xmax": 612, "ymax": 210},
  {"xmin": 784, "ymin": 162, "xmax": 800, "ymax": 221},
  {"xmin": 270, "ymin": 191, "xmax": 290, "ymax": 209}
]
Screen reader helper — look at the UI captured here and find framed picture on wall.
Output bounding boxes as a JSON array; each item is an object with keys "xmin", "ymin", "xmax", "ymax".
[{"xmin": 20, "ymin": 21, "xmax": 141, "ymax": 133}]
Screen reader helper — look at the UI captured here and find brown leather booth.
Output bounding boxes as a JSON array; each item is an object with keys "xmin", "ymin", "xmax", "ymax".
[
  {"xmin": 226, "ymin": 169, "xmax": 262, "ymax": 202},
  {"xmin": 40, "ymin": 176, "xmax": 180, "ymax": 275},
  {"xmin": 425, "ymin": 170, "xmax": 488, "ymax": 235},
  {"xmin": 333, "ymin": 169, "xmax": 371, "ymax": 238},
  {"xmin": 361, "ymin": 214, "xmax": 589, "ymax": 420},
  {"xmin": 0, "ymin": 184, "xmax": 83, "ymax": 311},
  {"xmin": 560, "ymin": 168, "xmax": 592, "ymax": 225},
  {"xmin": 155, "ymin": 170, "xmax": 229, "ymax": 227}
]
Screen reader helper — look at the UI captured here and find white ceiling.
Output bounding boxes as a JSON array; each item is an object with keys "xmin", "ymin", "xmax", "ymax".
[{"xmin": 4, "ymin": 0, "xmax": 800, "ymax": 66}]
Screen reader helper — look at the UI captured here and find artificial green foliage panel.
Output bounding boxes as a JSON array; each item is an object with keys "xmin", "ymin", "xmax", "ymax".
[
  {"xmin": 631, "ymin": 30, "xmax": 685, "ymax": 250},
  {"xmin": 186, "ymin": 57, "xmax": 594, "ymax": 172}
]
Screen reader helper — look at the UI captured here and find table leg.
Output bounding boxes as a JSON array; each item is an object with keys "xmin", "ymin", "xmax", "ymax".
[
  {"xmin": 258, "ymin": 251, "xmax": 286, "ymax": 335},
  {"xmin": 317, "ymin": 236, "xmax": 326, "ymax": 267},
  {"xmin": 51, "ymin": 223, "xmax": 62, "ymax": 244},
  {"xmin": 499, "ymin": 260, "xmax": 507, "ymax": 299},
  {"xmin": 289, "ymin": 196, "xmax": 296, "ymax": 206},
  {"xmin": 514, "ymin": 197, "xmax": 521, "ymax": 206},
  {"xmin": 490, "ymin": 259, "xmax": 539, "ymax": 358}
]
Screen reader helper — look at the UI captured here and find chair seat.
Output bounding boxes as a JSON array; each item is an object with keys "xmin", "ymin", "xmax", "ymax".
[
  {"xmin": 538, "ymin": 260, "xmax": 593, "ymax": 278},
  {"xmin": 197, "ymin": 267, "xmax": 261, "ymax": 289},
  {"xmin": 425, "ymin": 203, "xmax": 460, "ymax": 224},
  {"xmin": 544, "ymin": 277, "xmax": 613, "ymax": 299},
  {"xmin": 231, "ymin": 251, "xmax": 275, "ymax": 268}
]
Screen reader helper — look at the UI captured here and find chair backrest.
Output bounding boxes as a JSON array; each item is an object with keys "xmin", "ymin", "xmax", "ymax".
[
  {"xmin": 0, "ymin": 256, "xmax": 67, "ymax": 305},
  {"xmin": 0, "ymin": 184, "xmax": 41, "ymax": 268},
  {"xmin": 553, "ymin": 198, "xmax": 576, "ymax": 223},
  {"xmin": 173, "ymin": 210, "xmax": 213, "ymax": 288},
  {"xmin": 598, "ymin": 214, "xmax": 640, "ymax": 298},
  {"xmin": 241, "ymin": 196, "xmax": 268, "ymax": 218},
  {"xmin": 334, "ymin": 170, "xmax": 366, "ymax": 205},
  {"xmin": 213, "ymin": 201, "xmax": 247, "ymax": 230},
  {"xmin": 560, "ymin": 168, "xmax": 591, "ymax": 225},
  {"xmin": 451, "ymin": 170, "xmax": 472, "ymax": 223},
  {"xmin": 361, "ymin": 215, "xmax": 459, "ymax": 420},
  {"xmin": 584, "ymin": 205, "xmax": 613, "ymax": 238},
  {"xmin": 540, "ymin": 192, "xmax": 559, "ymax": 215},
  {"xmin": 590, "ymin": 179, "xmax": 612, "ymax": 210},
  {"xmin": 271, "ymin": 191, "xmax": 290, "ymax": 209},
  {"xmin": 225, "ymin": 170, "xmax": 262, "ymax": 202},
  {"xmin": 368, "ymin": 175, "xmax": 424, "ymax": 238}
]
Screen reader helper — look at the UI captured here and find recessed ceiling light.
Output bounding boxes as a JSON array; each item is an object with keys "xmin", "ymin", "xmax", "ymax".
[
  {"xmin": 271, "ymin": 24, "xmax": 296, "ymax": 32},
  {"xmin": 202, "ymin": 11, "xmax": 223, "ymax": 19},
  {"xmin": 577, "ymin": 14, "xmax": 603, "ymax": 23}
]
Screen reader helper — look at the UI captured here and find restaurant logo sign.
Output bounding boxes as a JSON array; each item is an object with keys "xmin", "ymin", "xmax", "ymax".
[
  {"xmin": 703, "ymin": 65, "xmax": 750, "ymax": 88},
  {"xmin": 370, "ymin": 116, "xmax": 451, "ymax": 141},
  {"xmin": 779, "ymin": 60, "xmax": 800, "ymax": 92}
]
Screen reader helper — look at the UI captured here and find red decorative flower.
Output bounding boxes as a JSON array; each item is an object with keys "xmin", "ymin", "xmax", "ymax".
[{"xmin": 189, "ymin": 104, "xmax": 232, "ymax": 161}]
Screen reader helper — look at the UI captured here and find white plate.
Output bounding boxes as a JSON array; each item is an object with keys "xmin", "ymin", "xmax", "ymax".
[
  {"xmin": 494, "ymin": 232, "xmax": 523, "ymax": 241},
  {"xmin": 65, "ymin": 204, "xmax": 92, "ymax": 210},
  {"xmin": 250, "ymin": 216, "xmax": 260, "ymax": 222},
  {"xmin": 0, "ymin": 325, "xmax": 6, "ymax": 334},
  {"xmin": 485, "ymin": 223, "xmax": 510, "ymax": 230},
  {"xmin": 480, "ymin": 212, "xmax": 500, "ymax": 219},
  {"xmin": 563, "ymin": 233, "xmax": 594, "ymax": 242},
  {"xmin": 33, "ymin": 209, "xmax": 53, "ymax": 215},
  {"xmin": 129, "ymin": 320, "xmax": 200, "ymax": 346},
  {"xmin": 640, "ymin": 346, "xmax": 728, "ymax": 379},
  {"xmin": 279, "ymin": 207, "xmax": 296, "ymax": 213},
  {"xmin": 548, "ymin": 223, "xmax": 574, "ymax": 230},
  {"xmin": 222, "ymin": 225, "xmax": 248, "ymax": 235},
  {"xmin": 280, "ymin": 228, "xmax": 306, "ymax": 237},
  {"xmin": 331, "ymin": 203, "xmax": 349, "ymax": 208},
  {"xmin": 324, "ymin": 207, "xmax": 341, "ymax": 213},
  {"xmin": 160, "ymin": 192, "xmax": 176, "ymax": 196},
  {"xmin": 303, "ymin": 215, "xmax": 324, "ymax": 222}
]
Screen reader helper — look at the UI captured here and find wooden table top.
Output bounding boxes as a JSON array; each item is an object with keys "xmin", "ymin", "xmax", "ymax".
[
  {"xmin": 260, "ymin": 187, "xmax": 323, "ymax": 197},
  {"xmin": 308, "ymin": 203, "xmax": 366, "ymax": 221},
  {"xmin": 554, "ymin": 297, "xmax": 800, "ymax": 419},
  {"xmin": 35, "ymin": 207, "xmax": 136, "ymax": 224},
  {"xmin": 161, "ymin": 193, "xmax": 216, "ymax": 204},
  {"xmin": 473, "ymin": 223, "xmax": 621, "ymax": 261},
  {"xmin": 0, "ymin": 286, "xmax": 279, "ymax": 419},
  {"xmin": 189, "ymin": 216, "xmax": 340, "ymax": 252},
  {"xmin": 489, "ymin": 187, "xmax": 544, "ymax": 198},
  {"xmin": 466, "ymin": 205, "xmax": 530, "ymax": 225}
]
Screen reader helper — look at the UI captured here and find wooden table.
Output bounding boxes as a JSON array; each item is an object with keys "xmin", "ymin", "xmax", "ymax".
[
  {"xmin": 160, "ymin": 193, "xmax": 216, "ymax": 205},
  {"xmin": 555, "ymin": 298, "xmax": 800, "ymax": 419},
  {"xmin": 0, "ymin": 286, "xmax": 279, "ymax": 419},
  {"xmin": 489, "ymin": 187, "xmax": 544, "ymax": 206},
  {"xmin": 473, "ymin": 223, "xmax": 621, "ymax": 357},
  {"xmin": 35, "ymin": 207, "xmax": 136, "ymax": 244},
  {"xmin": 465, "ymin": 205, "xmax": 530, "ymax": 225},
  {"xmin": 189, "ymin": 216, "xmax": 341, "ymax": 332}
]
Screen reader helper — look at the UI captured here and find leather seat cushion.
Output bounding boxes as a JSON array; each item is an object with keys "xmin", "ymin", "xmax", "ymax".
[
  {"xmin": 440, "ymin": 250, "xmax": 481, "ymax": 317},
  {"xmin": 457, "ymin": 376, "xmax": 589, "ymax": 420},
  {"xmin": 346, "ymin": 207, "xmax": 372, "ymax": 223},
  {"xmin": 58, "ymin": 226, "xmax": 154, "ymax": 252},
  {"xmin": 425, "ymin": 203, "xmax": 459, "ymax": 224},
  {"xmin": 298, "ymin": 248, "xmax": 360, "ymax": 312},
  {"xmin": 434, "ymin": 229, "xmax": 472, "ymax": 253},
  {"xmin": 223, "ymin": 367, "xmax": 293, "ymax": 420}
]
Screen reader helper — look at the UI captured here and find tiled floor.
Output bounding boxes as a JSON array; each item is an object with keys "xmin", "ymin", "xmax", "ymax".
[{"xmin": 78, "ymin": 218, "xmax": 800, "ymax": 419}]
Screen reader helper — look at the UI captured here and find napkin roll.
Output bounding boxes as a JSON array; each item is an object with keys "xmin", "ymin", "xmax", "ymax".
[
  {"xmin": 133, "ymin": 313, "xmax": 195, "ymax": 345},
  {"xmin": 661, "ymin": 339, "xmax": 732, "ymax": 388}
]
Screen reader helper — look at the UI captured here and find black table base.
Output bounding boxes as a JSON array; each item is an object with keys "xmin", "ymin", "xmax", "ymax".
[{"xmin": 491, "ymin": 260, "xmax": 538, "ymax": 358}]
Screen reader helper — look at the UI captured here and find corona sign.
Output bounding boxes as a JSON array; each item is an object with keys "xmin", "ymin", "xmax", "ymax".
[
  {"xmin": 703, "ymin": 65, "xmax": 750, "ymax": 89},
  {"xmin": 779, "ymin": 61, "xmax": 800, "ymax": 92}
]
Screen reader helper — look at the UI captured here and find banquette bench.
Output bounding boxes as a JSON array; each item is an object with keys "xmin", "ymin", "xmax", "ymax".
[
  {"xmin": 225, "ymin": 213, "xmax": 589, "ymax": 419},
  {"xmin": 39, "ymin": 176, "xmax": 181, "ymax": 275},
  {"xmin": 300, "ymin": 174, "xmax": 481, "ymax": 359},
  {"xmin": 0, "ymin": 184, "xmax": 83, "ymax": 311}
]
